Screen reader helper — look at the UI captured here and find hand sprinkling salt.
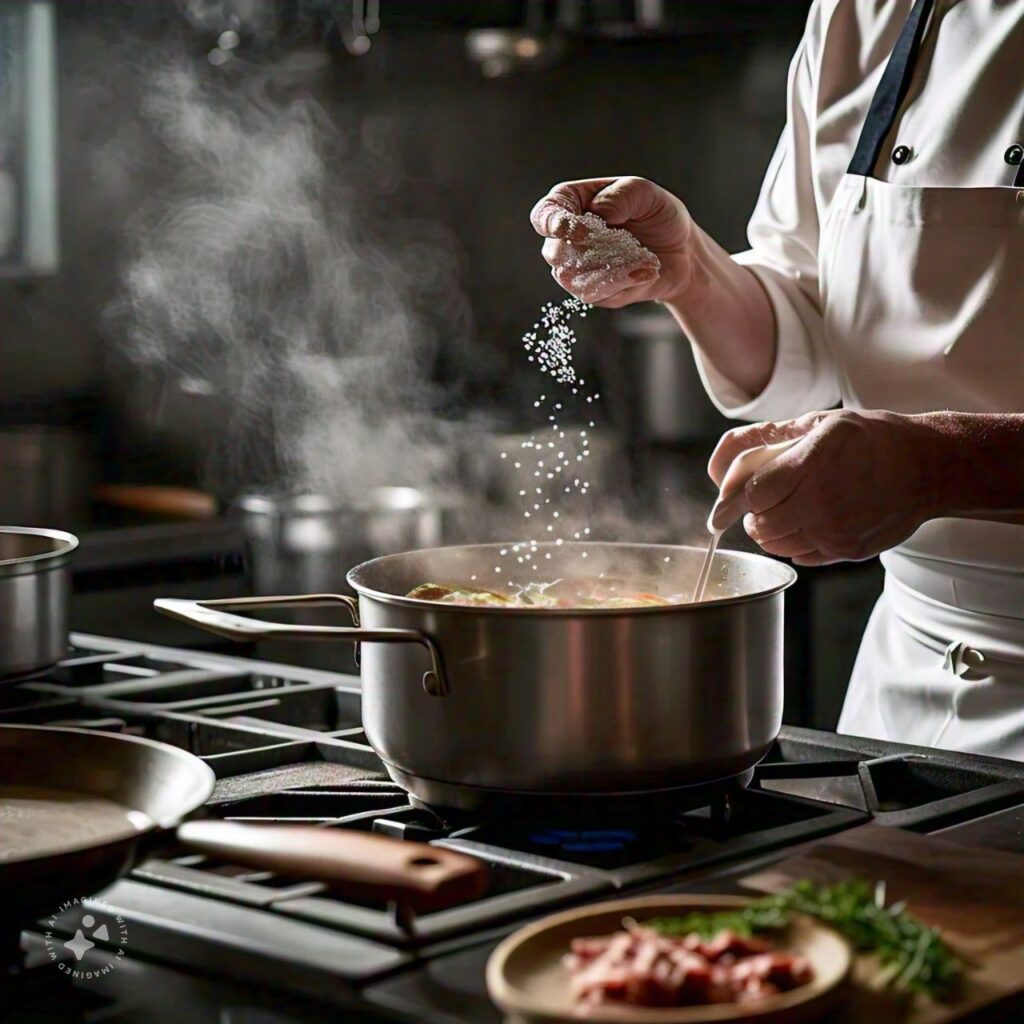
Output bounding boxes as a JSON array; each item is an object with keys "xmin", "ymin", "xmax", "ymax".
[
  {"xmin": 553, "ymin": 212, "xmax": 660, "ymax": 301},
  {"xmin": 494, "ymin": 211, "xmax": 654, "ymax": 586}
]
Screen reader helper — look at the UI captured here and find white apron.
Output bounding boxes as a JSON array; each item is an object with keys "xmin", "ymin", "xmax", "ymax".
[{"xmin": 818, "ymin": 0, "xmax": 1024, "ymax": 758}]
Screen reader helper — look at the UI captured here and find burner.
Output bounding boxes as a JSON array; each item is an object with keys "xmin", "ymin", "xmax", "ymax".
[
  {"xmin": 528, "ymin": 828, "xmax": 638, "ymax": 854},
  {"xmin": 403, "ymin": 766, "xmax": 757, "ymax": 822}
]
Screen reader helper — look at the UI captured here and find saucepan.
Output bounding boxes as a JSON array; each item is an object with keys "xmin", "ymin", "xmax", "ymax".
[
  {"xmin": 0, "ymin": 725, "xmax": 489, "ymax": 932},
  {"xmin": 156, "ymin": 542, "xmax": 797, "ymax": 812},
  {"xmin": 0, "ymin": 526, "xmax": 78, "ymax": 680}
]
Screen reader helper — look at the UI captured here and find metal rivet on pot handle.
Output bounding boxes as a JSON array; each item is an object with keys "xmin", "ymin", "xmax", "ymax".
[{"xmin": 153, "ymin": 594, "xmax": 450, "ymax": 697}]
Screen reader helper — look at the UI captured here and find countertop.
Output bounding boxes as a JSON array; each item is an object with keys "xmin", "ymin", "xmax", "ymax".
[{"xmin": 11, "ymin": 800, "xmax": 1024, "ymax": 1024}]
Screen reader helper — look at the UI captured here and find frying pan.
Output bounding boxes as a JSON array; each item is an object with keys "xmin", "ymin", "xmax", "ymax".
[{"xmin": 0, "ymin": 725, "xmax": 489, "ymax": 932}]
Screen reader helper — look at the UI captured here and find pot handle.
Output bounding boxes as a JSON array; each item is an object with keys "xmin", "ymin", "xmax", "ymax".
[
  {"xmin": 175, "ymin": 820, "xmax": 488, "ymax": 916},
  {"xmin": 153, "ymin": 594, "xmax": 450, "ymax": 696}
]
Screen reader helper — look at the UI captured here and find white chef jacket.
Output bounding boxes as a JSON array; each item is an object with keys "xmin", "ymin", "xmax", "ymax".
[{"xmin": 691, "ymin": 0, "xmax": 1024, "ymax": 755}]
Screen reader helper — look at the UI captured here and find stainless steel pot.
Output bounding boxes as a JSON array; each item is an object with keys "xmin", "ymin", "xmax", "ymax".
[
  {"xmin": 0, "ymin": 526, "xmax": 78, "ymax": 679},
  {"xmin": 156, "ymin": 543, "xmax": 796, "ymax": 810},
  {"xmin": 237, "ymin": 488, "xmax": 448, "ymax": 595}
]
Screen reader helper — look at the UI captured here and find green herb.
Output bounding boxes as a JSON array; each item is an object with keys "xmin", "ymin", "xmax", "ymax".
[{"xmin": 646, "ymin": 878, "xmax": 963, "ymax": 1002}]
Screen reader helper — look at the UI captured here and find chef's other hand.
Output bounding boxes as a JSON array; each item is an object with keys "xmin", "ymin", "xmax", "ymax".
[
  {"xmin": 530, "ymin": 176, "xmax": 693, "ymax": 307},
  {"xmin": 708, "ymin": 410, "xmax": 949, "ymax": 566}
]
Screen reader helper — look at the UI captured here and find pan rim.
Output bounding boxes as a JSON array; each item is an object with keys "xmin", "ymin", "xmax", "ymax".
[
  {"xmin": 347, "ymin": 540, "xmax": 797, "ymax": 617},
  {"xmin": 0, "ymin": 724, "xmax": 216, "ymax": 866}
]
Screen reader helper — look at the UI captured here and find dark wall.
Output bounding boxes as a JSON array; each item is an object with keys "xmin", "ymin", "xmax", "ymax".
[{"xmin": 1, "ymin": 2, "xmax": 809, "ymax": 474}]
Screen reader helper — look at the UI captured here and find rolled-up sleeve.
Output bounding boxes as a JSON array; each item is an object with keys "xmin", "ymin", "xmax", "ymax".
[{"xmin": 693, "ymin": 0, "xmax": 841, "ymax": 422}]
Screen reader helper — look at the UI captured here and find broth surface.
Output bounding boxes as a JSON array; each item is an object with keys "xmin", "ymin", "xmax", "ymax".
[
  {"xmin": 406, "ymin": 577, "xmax": 721, "ymax": 608},
  {"xmin": 0, "ymin": 786, "xmax": 151, "ymax": 861}
]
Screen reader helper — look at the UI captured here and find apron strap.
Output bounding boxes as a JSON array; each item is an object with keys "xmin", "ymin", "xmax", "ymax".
[{"xmin": 847, "ymin": 0, "xmax": 937, "ymax": 178}]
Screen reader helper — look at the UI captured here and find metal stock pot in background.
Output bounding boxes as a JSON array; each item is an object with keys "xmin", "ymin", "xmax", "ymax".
[
  {"xmin": 235, "ymin": 488, "xmax": 449, "ymax": 669},
  {"xmin": 237, "ymin": 488, "xmax": 448, "ymax": 595},
  {"xmin": 0, "ymin": 526, "xmax": 78, "ymax": 680},
  {"xmin": 156, "ymin": 542, "xmax": 797, "ymax": 811}
]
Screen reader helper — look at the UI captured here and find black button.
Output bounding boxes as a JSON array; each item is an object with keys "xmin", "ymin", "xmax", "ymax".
[
  {"xmin": 1005, "ymin": 144, "xmax": 1024, "ymax": 166},
  {"xmin": 892, "ymin": 145, "xmax": 912, "ymax": 165}
]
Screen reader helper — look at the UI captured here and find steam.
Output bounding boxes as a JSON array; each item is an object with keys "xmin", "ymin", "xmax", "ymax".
[
  {"xmin": 108, "ymin": 53, "xmax": 473, "ymax": 501},
  {"xmin": 102, "ymin": 26, "xmax": 719, "ymax": 552}
]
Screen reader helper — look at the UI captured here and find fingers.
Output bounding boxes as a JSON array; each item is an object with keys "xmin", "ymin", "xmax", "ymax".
[
  {"xmin": 742, "ymin": 515, "xmax": 837, "ymax": 567},
  {"xmin": 742, "ymin": 511, "xmax": 836, "ymax": 566},
  {"xmin": 707, "ymin": 413, "xmax": 825, "ymax": 487},
  {"xmin": 754, "ymin": 532, "xmax": 820, "ymax": 559},
  {"xmin": 793, "ymin": 551, "xmax": 838, "ymax": 567},
  {"xmin": 530, "ymin": 178, "xmax": 619, "ymax": 238},
  {"xmin": 545, "ymin": 234, "xmax": 659, "ymax": 303},
  {"xmin": 589, "ymin": 278, "xmax": 660, "ymax": 308},
  {"xmin": 744, "ymin": 447, "xmax": 808, "ymax": 515},
  {"xmin": 588, "ymin": 176, "xmax": 659, "ymax": 226},
  {"xmin": 708, "ymin": 423, "xmax": 785, "ymax": 488},
  {"xmin": 743, "ymin": 503, "xmax": 805, "ymax": 545},
  {"xmin": 550, "ymin": 264, "xmax": 657, "ymax": 303}
]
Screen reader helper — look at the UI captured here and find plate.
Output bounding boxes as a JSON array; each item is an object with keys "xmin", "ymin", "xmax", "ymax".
[{"xmin": 486, "ymin": 895, "xmax": 852, "ymax": 1024}]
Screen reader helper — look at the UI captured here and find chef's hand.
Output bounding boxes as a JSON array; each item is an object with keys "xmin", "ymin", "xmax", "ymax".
[
  {"xmin": 708, "ymin": 410, "xmax": 950, "ymax": 566},
  {"xmin": 530, "ymin": 176, "xmax": 693, "ymax": 307}
]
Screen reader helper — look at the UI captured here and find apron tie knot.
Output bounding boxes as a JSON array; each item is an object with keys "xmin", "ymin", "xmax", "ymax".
[{"xmin": 942, "ymin": 640, "xmax": 986, "ymax": 678}]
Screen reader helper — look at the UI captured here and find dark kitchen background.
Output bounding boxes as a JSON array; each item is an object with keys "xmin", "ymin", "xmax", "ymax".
[{"xmin": 0, "ymin": 0, "xmax": 882, "ymax": 728}]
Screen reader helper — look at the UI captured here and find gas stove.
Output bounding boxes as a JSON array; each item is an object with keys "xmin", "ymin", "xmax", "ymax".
[{"xmin": 6, "ymin": 635, "xmax": 1024, "ymax": 1023}]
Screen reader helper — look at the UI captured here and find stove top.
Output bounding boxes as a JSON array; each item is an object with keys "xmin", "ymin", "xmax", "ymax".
[{"xmin": 6, "ymin": 635, "xmax": 1024, "ymax": 1022}]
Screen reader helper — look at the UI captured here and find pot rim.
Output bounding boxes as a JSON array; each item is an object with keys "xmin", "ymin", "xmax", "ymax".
[
  {"xmin": 236, "ymin": 486, "xmax": 454, "ymax": 517},
  {"xmin": 0, "ymin": 526, "xmax": 79, "ymax": 580},
  {"xmin": 347, "ymin": 540, "xmax": 797, "ymax": 617}
]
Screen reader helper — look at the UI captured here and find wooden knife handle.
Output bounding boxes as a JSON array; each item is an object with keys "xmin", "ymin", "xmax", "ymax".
[{"xmin": 176, "ymin": 821, "xmax": 489, "ymax": 913}]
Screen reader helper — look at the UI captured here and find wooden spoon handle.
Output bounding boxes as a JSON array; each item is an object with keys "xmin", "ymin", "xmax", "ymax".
[
  {"xmin": 93, "ymin": 485, "xmax": 218, "ymax": 520},
  {"xmin": 176, "ymin": 821, "xmax": 489, "ymax": 913}
]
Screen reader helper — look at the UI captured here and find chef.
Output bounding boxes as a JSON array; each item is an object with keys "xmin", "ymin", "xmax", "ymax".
[{"xmin": 531, "ymin": 0, "xmax": 1024, "ymax": 759}]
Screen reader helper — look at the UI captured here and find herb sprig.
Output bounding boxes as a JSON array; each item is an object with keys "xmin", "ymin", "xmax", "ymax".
[{"xmin": 647, "ymin": 879, "xmax": 963, "ymax": 1002}]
